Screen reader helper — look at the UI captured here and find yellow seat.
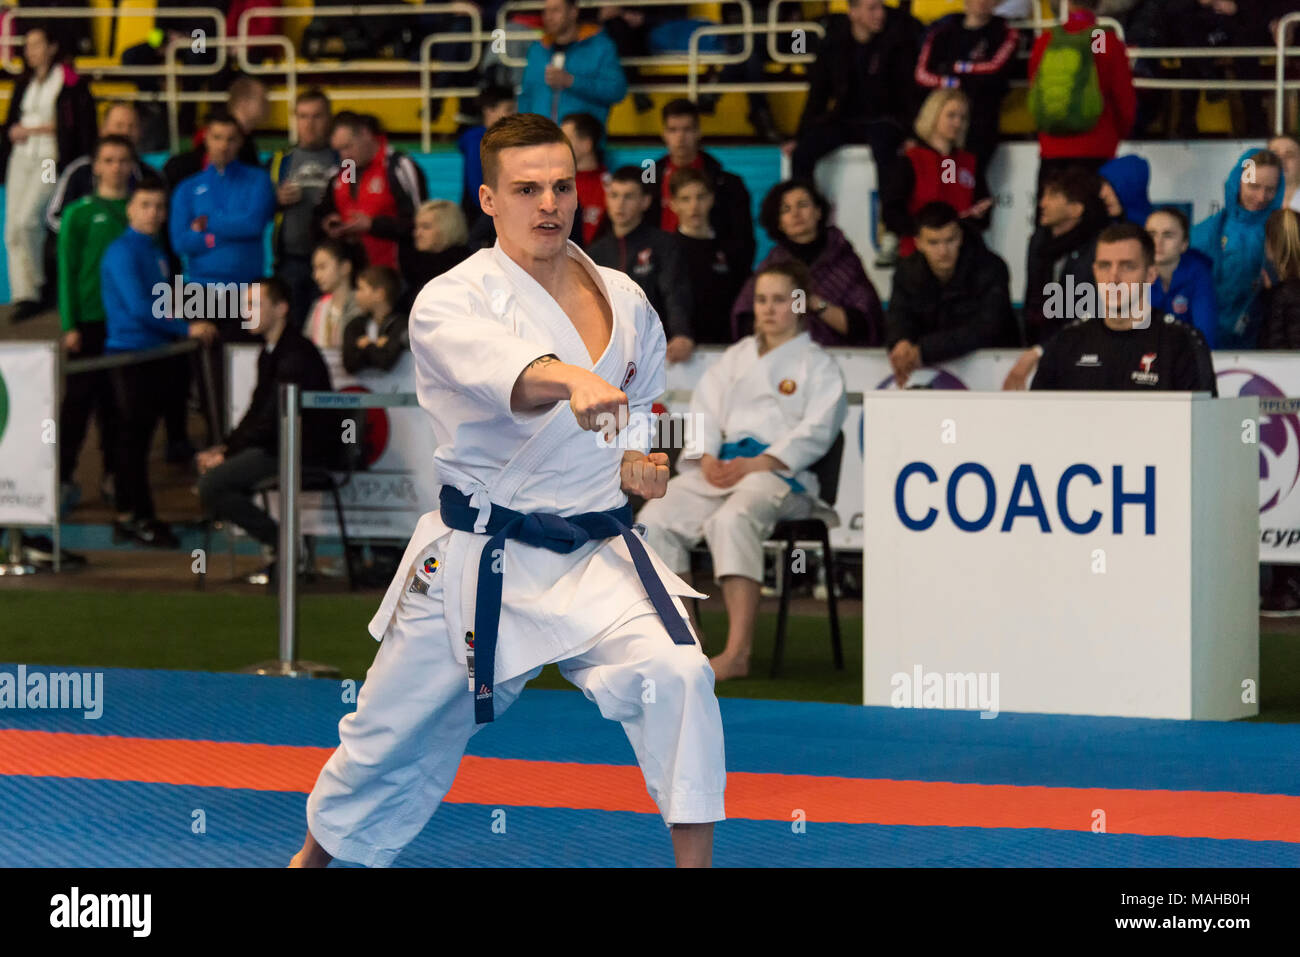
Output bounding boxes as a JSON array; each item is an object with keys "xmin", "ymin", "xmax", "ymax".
[{"xmin": 113, "ymin": 0, "xmax": 156, "ymax": 59}]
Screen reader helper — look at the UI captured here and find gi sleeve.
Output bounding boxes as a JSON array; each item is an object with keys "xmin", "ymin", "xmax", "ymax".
[
  {"xmin": 764, "ymin": 352, "xmax": 848, "ymax": 476},
  {"xmin": 682, "ymin": 347, "xmax": 733, "ymax": 462},
  {"xmin": 408, "ymin": 274, "xmax": 553, "ymax": 419}
]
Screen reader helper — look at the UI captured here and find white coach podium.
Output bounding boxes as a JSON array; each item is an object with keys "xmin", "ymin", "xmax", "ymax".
[{"xmin": 863, "ymin": 392, "xmax": 1260, "ymax": 721}]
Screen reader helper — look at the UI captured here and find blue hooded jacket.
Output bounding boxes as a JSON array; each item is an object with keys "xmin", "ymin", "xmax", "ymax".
[
  {"xmin": 517, "ymin": 24, "xmax": 628, "ymax": 125},
  {"xmin": 1098, "ymin": 155, "xmax": 1152, "ymax": 225},
  {"xmin": 1149, "ymin": 248, "xmax": 1218, "ymax": 348},
  {"xmin": 1190, "ymin": 148, "xmax": 1285, "ymax": 350}
]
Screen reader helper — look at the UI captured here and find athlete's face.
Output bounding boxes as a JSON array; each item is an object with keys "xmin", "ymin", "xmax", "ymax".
[
  {"xmin": 481, "ymin": 142, "xmax": 577, "ymax": 261},
  {"xmin": 753, "ymin": 273, "xmax": 802, "ymax": 344},
  {"xmin": 1145, "ymin": 211, "xmax": 1187, "ymax": 268}
]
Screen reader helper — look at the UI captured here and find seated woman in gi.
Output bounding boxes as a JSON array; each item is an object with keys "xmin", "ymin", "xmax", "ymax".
[{"xmin": 638, "ymin": 260, "xmax": 848, "ymax": 680}]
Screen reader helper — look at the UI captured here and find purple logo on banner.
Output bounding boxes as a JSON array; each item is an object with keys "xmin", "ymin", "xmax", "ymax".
[{"xmin": 1217, "ymin": 368, "xmax": 1300, "ymax": 512}]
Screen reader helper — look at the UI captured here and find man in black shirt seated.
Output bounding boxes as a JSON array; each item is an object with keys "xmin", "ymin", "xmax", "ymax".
[
  {"xmin": 196, "ymin": 277, "xmax": 341, "ymax": 584},
  {"xmin": 1030, "ymin": 223, "xmax": 1217, "ymax": 394},
  {"xmin": 884, "ymin": 201, "xmax": 1015, "ymax": 387}
]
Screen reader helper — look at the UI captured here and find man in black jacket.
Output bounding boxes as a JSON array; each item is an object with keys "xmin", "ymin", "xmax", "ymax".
[
  {"xmin": 884, "ymin": 202, "xmax": 1015, "ymax": 386},
  {"xmin": 588, "ymin": 166, "xmax": 697, "ymax": 363},
  {"xmin": 645, "ymin": 99, "xmax": 756, "ymax": 275},
  {"xmin": 162, "ymin": 77, "xmax": 269, "ymax": 189},
  {"xmin": 1031, "ymin": 223, "xmax": 1217, "ymax": 393},
  {"xmin": 195, "ymin": 277, "xmax": 341, "ymax": 584},
  {"xmin": 783, "ymin": 0, "xmax": 921, "ymax": 187}
]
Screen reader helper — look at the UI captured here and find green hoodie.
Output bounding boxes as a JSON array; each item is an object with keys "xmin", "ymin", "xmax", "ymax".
[{"xmin": 57, "ymin": 193, "xmax": 129, "ymax": 332}]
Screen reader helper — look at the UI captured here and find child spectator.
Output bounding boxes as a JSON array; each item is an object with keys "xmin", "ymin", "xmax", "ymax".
[
  {"xmin": 343, "ymin": 265, "xmax": 409, "ymax": 374},
  {"xmin": 669, "ymin": 167, "xmax": 749, "ymax": 344},
  {"xmin": 882, "ymin": 88, "xmax": 992, "ymax": 259},
  {"xmin": 560, "ymin": 111, "xmax": 609, "ymax": 246},
  {"xmin": 305, "ymin": 239, "xmax": 363, "ymax": 351},
  {"xmin": 1146, "ymin": 206, "xmax": 1217, "ymax": 347}
]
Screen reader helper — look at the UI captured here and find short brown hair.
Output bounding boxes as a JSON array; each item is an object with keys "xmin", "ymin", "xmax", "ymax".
[
  {"xmin": 668, "ymin": 166, "xmax": 712, "ymax": 197},
  {"xmin": 357, "ymin": 265, "xmax": 401, "ymax": 307},
  {"xmin": 755, "ymin": 259, "xmax": 814, "ymax": 298},
  {"xmin": 480, "ymin": 113, "xmax": 574, "ymax": 190},
  {"xmin": 1096, "ymin": 222, "xmax": 1155, "ymax": 266}
]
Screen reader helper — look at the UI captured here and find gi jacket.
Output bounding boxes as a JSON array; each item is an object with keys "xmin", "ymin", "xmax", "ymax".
[{"xmin": 367, "ymin": 241, "xmax": 703, "ymax": 684}]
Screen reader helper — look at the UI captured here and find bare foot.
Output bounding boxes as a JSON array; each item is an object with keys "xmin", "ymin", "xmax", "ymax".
[
  {"xmin": 288, "ymin": 831, "xmax": 333, "ymax": 867},
  {"xmin": 709, "ymin": 653, "xmax": 750, "ymax": 681}
]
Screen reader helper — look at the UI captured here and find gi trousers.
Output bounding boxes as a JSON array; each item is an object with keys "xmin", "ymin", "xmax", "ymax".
[
  {"xmin": 638, "ymin": 470, "xmax": 812, "ymax": 583},
  {"xmin": 307, "ymin": 545, "xmax": 728, "ymax": 867}
]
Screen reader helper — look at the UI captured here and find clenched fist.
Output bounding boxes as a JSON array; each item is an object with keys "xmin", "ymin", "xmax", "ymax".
[
  {"xmin": 569, "ymin": 370, "xmax": 629, "ymax": 437},
  {"xmin": 621, "ymin": 451, "xmax": 670, "ymax": 499}
]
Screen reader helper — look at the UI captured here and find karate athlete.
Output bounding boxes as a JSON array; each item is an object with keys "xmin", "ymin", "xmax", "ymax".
[
  {"xmin": 291, "ymin": 113, "xmax": 725, "ymax": 868},
  {"xmin": 638, "ymin": 259, "xmax": 848, "ymax": 680}
]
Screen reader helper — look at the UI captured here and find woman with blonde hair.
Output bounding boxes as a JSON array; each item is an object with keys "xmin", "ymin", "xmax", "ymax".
[
  {"xmin": 405, "ymin": 199, "xmax": 472, "ymax": 306},
  {"xmin": 882, "ymin": 87, "xmax": 992, "ymax": 259},
  {"xmin": 1261, "ymin": 207, "xmax": 1300, "ymax": 349}
]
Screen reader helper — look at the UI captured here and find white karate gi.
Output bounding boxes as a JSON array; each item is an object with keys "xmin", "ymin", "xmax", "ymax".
[
  {"xmin": 306, "ymin": 241, "xmax": 726, "ymax": 867},
  {"xmin": 638, "ymin": 332, "xmax": 848, "ymax": 582}
]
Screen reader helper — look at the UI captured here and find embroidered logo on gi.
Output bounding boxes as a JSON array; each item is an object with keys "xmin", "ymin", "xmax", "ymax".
[
  {"xmin": 423, "ymin": 557, "xmax": 439, "ymax": 575},
  {"xmin": 476, "ymin": 684, "xmax": 492, "ymax": 699},
  {"xmin": 1172, "ymin": 294, "xmax": 1189, "ymax": 315},
  {"xmin": 465, "ymin": 631, "xmax": 475, "ymax": 649},
  {"xmin": 621, "ymin": 361, "xmax": 637, "ymax": 389},
  {"xmin": 779, "ymin": 378, "xmax": 797, "ymax": 395}
]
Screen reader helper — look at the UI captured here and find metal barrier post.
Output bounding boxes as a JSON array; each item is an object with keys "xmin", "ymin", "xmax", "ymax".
[
  {"xmin": 243, "ymin": 382, "xmax": 338, "ymax": 678},
  {"xmin": 0, "ymin": 528, "xmax": 36, "ymax": 577}
]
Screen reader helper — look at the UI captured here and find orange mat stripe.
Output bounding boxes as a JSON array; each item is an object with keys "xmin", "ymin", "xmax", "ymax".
[{"xmin": 1, "ymin": 729, "xmax": 1297, "ymax": 843}]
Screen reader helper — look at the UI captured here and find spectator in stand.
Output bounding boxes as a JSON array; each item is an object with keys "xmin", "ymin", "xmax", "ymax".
[
  {"xmin": 913, "ymin": 0, "xmax": 1019, "ymax": 181},
  {"xmin": 517, "ymin": 0, "xmax": 627, "ymax": 125},
  {"xmin": 1146, "ymin": 206, "xmax": 1218, "ymax": 347},
  {"xmin": 170, "ymin": 111, "xmax": 277, "ymax": 341},
  {"xmin": 882, "ymin": 89, "xmax": 992, "ymax": 260},
  {"xmin": 1169, "ymin": 0, "xmax": 1274, "ymax": 138},
  {"xmin": 884, "ymin": 201, "xmax": 1015, "ymax": 386},
  {"xmin": 102, "ymin": 178, "xmax": 219, "ymax": 548},
  {"xmin": 1267, "ymin": 135, "xmax": 1300, "ymax": 212},
  {"xmin": 1260, "ymin": 207, "xmax": 1300, "ymax": 349},
  {"xmin": 343, "ymin": 266, "xmax": 409, "ymax": 374},
  {"xmin": 732, "ymin": 179, "xmax": 883, "ymax": 346},
  {"xmin": 315, "ymin": 113, "xmax": 427, "ymax": 278},
  {"xmin": 1097, "ymin": 154, "xmax": 1153, "ymax": 226},
  {"xmin": 1, "ymin": 25, "xmax": 96, "ymax": 321},
  {"xmin": 1002, "ymin": 166, "xmax": 1109, "ymax": 388},
  {"xmin": 196, "ymin": 278, "xmax": 338, "ymax": 587},
  {"xmin": 646, "ymin": 99, "xmax": 756, "ymax": 273},
  {"xmin": 560, "ymin": 111, "xmax": 609, "ymax": 246},
  {"xmin": 784, "ymin": 0, "xmax": 920, "ymax": 265},
  {"xmin": 1030, "ymin": 223, "xmax": 1217, "ymax": 393},
  {"xmin": 404, "ymin": 200, "xmax": 471, "ymax": 311},
  {"xmin": 56, "ymin": 135, "xmax": 133, "ymax": 513},
  {"xmin": 587, "ymin": 166, "xmax": 696, "ymax": 363},
  {"xmin": 596, "ymin": 4, "xmax": 685, "ymax": 114},
  {"xmin": 120, "ymin": 0, "xmax": 221, "ymax": 146},
  {"xmin": 1191, "ymin": 148, "xmax": 1284, "ymax": 349},
  {"xmin": 163, "ymin": 77, "xmax": 269, "ymax": 188},
  {"xmin": 46, "ymin": 102, "xmax": 159, "ymax": 234},
  {"xmin": 1028, "ymin": 0, "xmax": 1136, "ymax": 199},
  {"xmin": 670, "ymin": 168, "xmax": 750, "ymax": 345},
  {"xmin": 457, "ymin": 86, "xmax": 516, "ymax": 228},
  {"xmin": 305, "ymin": 239, "xmax": 362, "ymax": 353},
  {"xmin": 271, "ymin": 89, "xmax": 339, "ymax": 330}
]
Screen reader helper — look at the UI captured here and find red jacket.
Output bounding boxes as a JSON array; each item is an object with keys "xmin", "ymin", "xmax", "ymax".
[
  {"xmin": 329, "ymin": 135, "xmax": 402, "ymax": 269},
  {"xmin": 1029, "ymin": 9, "xmax": 1136, "ymax": 160},
  {"xmin": 897, "ymin": 143, "xmax": 979, "ymax": 258}
]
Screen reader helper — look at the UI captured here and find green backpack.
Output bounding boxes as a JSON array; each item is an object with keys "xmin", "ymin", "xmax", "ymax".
[{"xmin": 1029, "ymin": 27, "xmax": 1105, "ymax": 135}]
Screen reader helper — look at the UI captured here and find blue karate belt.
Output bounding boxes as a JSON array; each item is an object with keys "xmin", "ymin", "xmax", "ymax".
[
  {"xmin": 718, "ymin": 437, "xmax": 805, "ymax": 493},
  {"xmin": 439, "ymin": 486, "xmax": 696, "ymax": 724}
]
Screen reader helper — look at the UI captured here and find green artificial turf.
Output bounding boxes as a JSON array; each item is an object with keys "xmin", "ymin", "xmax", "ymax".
[{"xmin": 2, "ymin": 590, "xmax": 1297, "ymax": 719}]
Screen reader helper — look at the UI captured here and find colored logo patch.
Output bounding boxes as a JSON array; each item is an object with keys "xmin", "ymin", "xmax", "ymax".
[
  {"xmin": 779, "ymin": 379, "xmax": 797, "ymax": 395},
  {"xmin": 622, "ymin": 361, "xmax": 637, "ymax": 389},
  {"xmin": 423, "ymin": 557, "xmax": 439, "ymax": 575}
]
